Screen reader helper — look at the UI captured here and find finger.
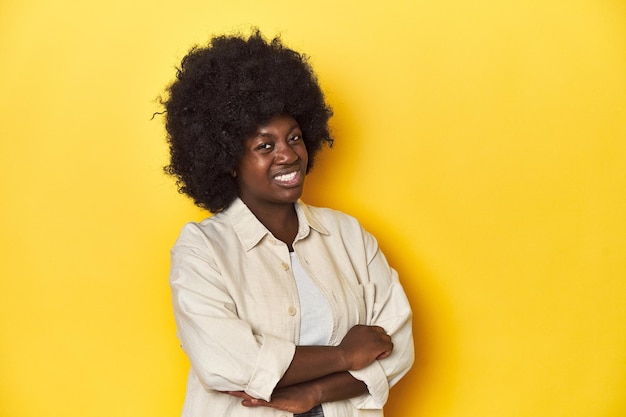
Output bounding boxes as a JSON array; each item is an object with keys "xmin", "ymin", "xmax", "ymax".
[
  {"xmin": 242, "ymin": 398, "xmax": 269, "ymax": 407},
  {"xmin": 222, "ymin": 391, "xmax": 246, "ymax": 398},
  {"xmin": 223, "ymin": 391, "xmax": 259, "ymax": 403},
  {"xmin": 376, "ymin": 350, "xmax": 392, "ymax": 360}
]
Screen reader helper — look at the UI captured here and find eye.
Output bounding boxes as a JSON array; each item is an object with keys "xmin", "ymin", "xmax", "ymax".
[
  {"xmin": 289, "ymin": 134, "xmax": 304, "ymax": 143},
  {"xmin": 255, "ymin": 142, "xmax": 273, "ymax": 151}
]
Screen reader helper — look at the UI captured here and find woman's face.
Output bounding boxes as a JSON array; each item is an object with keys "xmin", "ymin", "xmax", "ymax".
[{"xmin": 236, "ymin": 114, "xmax": 308, "ymax": 211}]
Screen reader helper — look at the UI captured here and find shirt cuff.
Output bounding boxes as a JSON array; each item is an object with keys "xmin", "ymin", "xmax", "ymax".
[
  {"xmin": 348, "ymin": 361, "xmax": 389, "ymax": 409},
  {"xmin": 245, "ymin": 334, "xmax": 296, "ymax": 401}
]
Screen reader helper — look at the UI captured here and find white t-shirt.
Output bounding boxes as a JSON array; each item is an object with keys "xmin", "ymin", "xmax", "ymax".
[{"xmin": 290, "ymin": 252, "xmax": 333, "ymax": 346}]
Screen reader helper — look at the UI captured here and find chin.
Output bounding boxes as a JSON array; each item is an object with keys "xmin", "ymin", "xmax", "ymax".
[{"xmin": 279, "ymin": 189, "xmax": 303, "ymax": 203}]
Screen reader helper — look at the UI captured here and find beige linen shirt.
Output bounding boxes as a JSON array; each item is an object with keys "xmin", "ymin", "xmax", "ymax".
[{"xmin": 170, "ymin": 198, "xmax": 414, "ymax": 417}]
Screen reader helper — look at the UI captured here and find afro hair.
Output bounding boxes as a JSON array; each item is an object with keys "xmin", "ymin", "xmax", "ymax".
[{"xmin": 163, "ymin": 29, "xmax": 333, "ymax": 213}]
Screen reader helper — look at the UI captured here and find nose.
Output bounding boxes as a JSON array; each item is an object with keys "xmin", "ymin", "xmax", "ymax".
[{"xmin": 274, "ymin": 141, "xmax": 298, "ymax": 164}]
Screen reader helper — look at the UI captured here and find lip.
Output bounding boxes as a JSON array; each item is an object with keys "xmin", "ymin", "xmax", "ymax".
[{"xmin": 272, "ymin": 168, "xmax": 303, "ymax": 187}]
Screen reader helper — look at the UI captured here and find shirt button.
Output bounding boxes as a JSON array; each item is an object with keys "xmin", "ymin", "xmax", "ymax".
[
  {"xmin": 287, "ymin": 306, "xmax": 297, "ymax": 316},
  {"xmin": 281, "ymin": 261, "xmax": 289, "ymax": 271}
]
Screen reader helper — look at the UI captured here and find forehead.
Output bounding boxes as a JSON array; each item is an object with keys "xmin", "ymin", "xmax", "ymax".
[{"xmin": 254, "ymin": 114, "xmax": 300, "ymax": 134}]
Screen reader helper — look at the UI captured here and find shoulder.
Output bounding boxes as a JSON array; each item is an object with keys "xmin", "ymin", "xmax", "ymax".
[
  {"xmin": 299, "ymin": 202, "xmax": 377, "ymax": 246},
  {"xmin": 174, "ymin": 211, "xmax": 231, "ymax": 247},
  {"xmin": 300, "ymin": 202, "xmax": 361, "ymax": 229},
  {"xmin": 299, "ymin": 202, "xmax": 383, "ymax": 263}
]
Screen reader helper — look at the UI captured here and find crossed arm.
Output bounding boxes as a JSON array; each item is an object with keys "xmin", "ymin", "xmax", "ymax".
[
  {"xmin": 225, "ymin": 324, "xmax": 393, "ymax": 414},
  {"xmin": 171, "ymin": 222, "xmax": 414, "ymax": 414}
]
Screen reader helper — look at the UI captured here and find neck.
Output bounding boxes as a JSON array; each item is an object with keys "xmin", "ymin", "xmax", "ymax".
[{"xmin": 244, "ymin": 200, "xmax": 299, "ymax": 249}]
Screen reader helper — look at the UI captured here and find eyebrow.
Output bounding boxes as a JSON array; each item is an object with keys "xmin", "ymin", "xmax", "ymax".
[{"xmin": 256, "ymin": 123, "xmax": 301, "ymax": 137}]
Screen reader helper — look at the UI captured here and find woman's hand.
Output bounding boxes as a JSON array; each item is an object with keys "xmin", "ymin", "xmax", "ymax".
[
  {"xmin": 274, "ymin": 324, "xmax": 393, "ymax": 389},
  {"xmin": 225, "ymin": 385, "xmax": 319, "ymax": 415},
  {"xmin": 338, "ymin": 325, "xmax": 393, "ymax": 370}
]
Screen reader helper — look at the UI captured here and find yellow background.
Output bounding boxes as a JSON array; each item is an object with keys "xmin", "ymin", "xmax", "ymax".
[{"xmin": 1, "ymin": 0, "xmax": 625, "ymax": 416}]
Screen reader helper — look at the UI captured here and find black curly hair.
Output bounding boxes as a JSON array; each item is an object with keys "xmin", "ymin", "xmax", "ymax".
[{"xmin": 162, "ymin": 29, "xmax": 334, "ymax": 213}]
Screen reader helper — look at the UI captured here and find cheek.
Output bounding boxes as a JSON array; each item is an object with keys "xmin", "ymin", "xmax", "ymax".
[
  {"xmin": 304, "ymin": 153, "xmax": 310, "ymax": 171},
  {"xmin": 238, "ymin": 154, "xmax": 265, "ymax": 174},
  {"xmin": 238, "ymin": 159, "xmax": 271, "ymax": 187},
  {"xmin": 300, "ymin": 146, "xmax": 309, "ymax": 165}
]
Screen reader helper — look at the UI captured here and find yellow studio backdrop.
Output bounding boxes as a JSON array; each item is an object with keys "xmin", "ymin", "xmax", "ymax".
[{"xmin": 1, "ymin": 0, "xmax": 625, "ymax": 416}]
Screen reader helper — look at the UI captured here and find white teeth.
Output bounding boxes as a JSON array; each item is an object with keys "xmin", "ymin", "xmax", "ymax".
[{"xmin": 275, "ymin": 171, "xmax": 297, "ymax": 182}]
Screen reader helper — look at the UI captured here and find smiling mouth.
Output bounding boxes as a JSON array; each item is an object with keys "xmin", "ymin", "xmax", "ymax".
[{"xmin": 273, "ymin": 170, "xmax": 301, "ymax": 186}]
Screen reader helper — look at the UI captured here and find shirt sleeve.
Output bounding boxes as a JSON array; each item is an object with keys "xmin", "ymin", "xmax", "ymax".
[
  {"xmin": 169, "ymin": 223, "xmax": 296, "ymax": 401},
  {"xmin": 347, "ymin": 228, "xmax": 415, "ymax": 409}
]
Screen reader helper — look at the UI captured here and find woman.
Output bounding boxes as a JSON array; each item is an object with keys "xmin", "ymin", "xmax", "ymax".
[{"xmin": 163, "ymin": 30, "xmax": 414, "ymax": 417}]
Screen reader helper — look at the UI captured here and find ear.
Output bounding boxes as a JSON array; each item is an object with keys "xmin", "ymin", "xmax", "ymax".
[{"xmin": 230, "ymin": 169, "xmax": 237, "ymax": 178}]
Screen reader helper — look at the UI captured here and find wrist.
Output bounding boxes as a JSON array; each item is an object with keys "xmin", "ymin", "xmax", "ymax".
[
  {"xmin": 336, "ymin": 345, "xmax": 352, "ymax": 371},
  {"xmin": 306, "ymin": 378, "xmax": 325, "ymax": 405}
]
